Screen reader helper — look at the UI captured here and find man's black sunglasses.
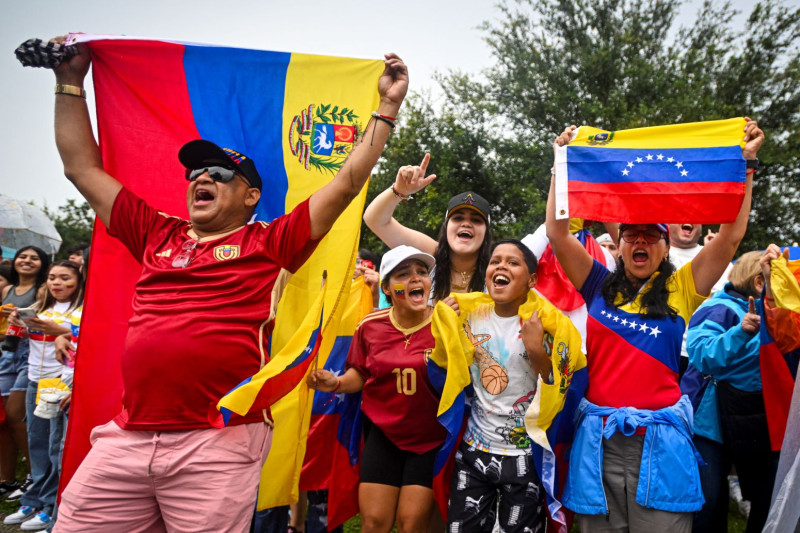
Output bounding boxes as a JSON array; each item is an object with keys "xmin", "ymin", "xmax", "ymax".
[{"xmin": 185, "ymin": 166, "xmax": 240, "ymax": 183}]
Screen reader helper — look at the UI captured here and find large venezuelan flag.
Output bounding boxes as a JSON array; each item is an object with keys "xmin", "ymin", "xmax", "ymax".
[
  {"xmin": 554, "ymin": 118, "xmax": 747, "ymax": 224},
  {"xmin": 59, "ymin": 34, "xmax": 383, "ymax": 504},
  {"xmin": 760, "ymin": 256, "xmax": 800, "ymax": 451}
]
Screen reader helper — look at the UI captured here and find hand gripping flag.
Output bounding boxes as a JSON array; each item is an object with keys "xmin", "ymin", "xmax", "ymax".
[
  {"xmin": 58, "ymin": 33, "xmax": 383, "ymax": 502},
  {"xmin": 554, "ymin": 118, "xmax": 747, "ymax": 224},
  {"xmin": 760, "ymin": 256, "xmax": 800, "ymax": 451},
  {"xmin": 427, "ymin": 292, "xmax": 587, "ymax": 531}
]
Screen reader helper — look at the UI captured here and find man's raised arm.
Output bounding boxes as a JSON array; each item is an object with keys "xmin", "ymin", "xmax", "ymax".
[
  {"xmin": 307, "ymin": 53, "xmax": 408, "ymax": 239},
  {"xmin": 53, "ymin": 38, "xmax": 121, "ymax": 228}
]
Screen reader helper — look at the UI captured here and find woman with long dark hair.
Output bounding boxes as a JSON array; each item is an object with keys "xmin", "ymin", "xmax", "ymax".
[
  {"xmin": 4, "ymin": 260, "xmax": 83, "ymax": 531},
  {"xmin": 0, "ymin": 246, "xmax": 50, "ymax": 501},
  {"xmin": 546, "ymin": 120, "xmax": 764, "ymax": 532},
  {"xmin": 363, "ymin": 154, "xmax": 492, "ymax": 301}
]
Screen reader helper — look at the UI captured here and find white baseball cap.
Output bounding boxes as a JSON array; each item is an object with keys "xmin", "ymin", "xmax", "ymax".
[{"xmin": 380, "ymin": 245, "xmax": 435, "ymax": 281}]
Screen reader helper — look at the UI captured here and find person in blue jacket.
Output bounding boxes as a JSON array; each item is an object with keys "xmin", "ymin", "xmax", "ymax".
[{"xmin": 680, "ymin": 251, "xmax": 779, "ymax": 533}]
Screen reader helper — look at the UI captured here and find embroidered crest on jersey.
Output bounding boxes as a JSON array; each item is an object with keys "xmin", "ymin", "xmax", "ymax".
[
  {"xmin": 155, "ymin": 249, "xmax": 172, "ymax": 258},
  {"xmin": 213, "ymin": 245, "xmax": 240, "ymax": 261}
]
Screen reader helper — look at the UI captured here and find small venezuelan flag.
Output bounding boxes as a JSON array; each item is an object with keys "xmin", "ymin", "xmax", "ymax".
[{"xmin": 554, "ymin": 118, "xmax": 747, "ymax": 224}]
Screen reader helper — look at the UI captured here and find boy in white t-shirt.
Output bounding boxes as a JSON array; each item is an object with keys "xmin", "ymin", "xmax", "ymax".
[{"xmin": 446, "ymin": 239, "xmax": 555, "ymax": 533}]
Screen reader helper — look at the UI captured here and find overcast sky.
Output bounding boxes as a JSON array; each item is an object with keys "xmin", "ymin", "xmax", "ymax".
[{"xmin": 1, "ymin": 0, "xmax": 792, "ymax": 211}]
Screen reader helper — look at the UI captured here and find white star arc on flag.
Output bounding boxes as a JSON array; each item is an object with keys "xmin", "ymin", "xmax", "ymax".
[{"xmin": 621, "ymin": 153, "xmax": 689, "ymax": 178}]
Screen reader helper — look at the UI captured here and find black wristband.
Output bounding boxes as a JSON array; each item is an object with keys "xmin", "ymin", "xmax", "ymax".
[{"xmin": 746, "ymin": 158, "xmax": 759, "ymax": 170}]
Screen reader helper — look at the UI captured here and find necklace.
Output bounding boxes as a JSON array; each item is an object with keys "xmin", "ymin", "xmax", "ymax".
[
  {"xmin": 450, "ymin": 267, "xmax": 476, "ymax": 291},
  {"xmin": 403, "ymin": 332, "xmax": 413, "ymax": 350}
]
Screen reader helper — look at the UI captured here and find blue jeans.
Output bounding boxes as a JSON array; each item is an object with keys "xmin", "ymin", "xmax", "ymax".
[
  {"xmin": 250, "ymin": 492, "xmax": 342, "ymax": 533},
  {"xmin": 251, "ymin": 506, "xmax": 288, "ymax": 533},
  {"xmin": 307, "ymin": 490, "xmax": 342, "ymax": 533},
  {"xmin": 0, "ymin": 341, "xmax": 31, "ymax": 395},
  {"xmin": 20, "ymin": 380, "xmax": 65, "ymax": 515}
]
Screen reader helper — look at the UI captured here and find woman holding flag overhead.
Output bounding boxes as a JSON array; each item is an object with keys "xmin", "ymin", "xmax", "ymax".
[
  {"xmin": 545, "ymin": 119, "xmax": 763, "ymax": 532},
  {"xmin": 307, "ymin": 246, "xmax": 446, "ymax": 533}
]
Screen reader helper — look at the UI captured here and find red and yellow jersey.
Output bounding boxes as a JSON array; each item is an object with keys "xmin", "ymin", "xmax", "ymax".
[
  {"xmin": 580, "ymin": 261, "xmax": 706, "ymax": 410},
  {"xmin": 347, "ymin": 308, "xmax": 446, "ymax": 454},
  {"xmin": 109, "ymin": 187, "xmax": 320, "ymax": 430}
]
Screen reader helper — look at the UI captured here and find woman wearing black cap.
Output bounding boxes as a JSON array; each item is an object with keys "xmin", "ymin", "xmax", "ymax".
[{"xmin": 364, "ymin": 154, "xmax": 492, "ymax": 301}]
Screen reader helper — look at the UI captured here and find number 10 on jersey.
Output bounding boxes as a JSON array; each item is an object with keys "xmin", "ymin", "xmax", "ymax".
[{"xmin": 392, "ymin": 368, "xmax": 417, "ymax": 395}]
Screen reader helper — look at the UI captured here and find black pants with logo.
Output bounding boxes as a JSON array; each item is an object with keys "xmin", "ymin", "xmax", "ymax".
[{"xmin": 447, "ymin": 442, "xmax": 546, "ymax": 533}]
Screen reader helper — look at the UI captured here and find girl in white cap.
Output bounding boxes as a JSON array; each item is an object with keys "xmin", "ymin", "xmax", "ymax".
[{"xmin": 308, "ymin": 246, "xmax": 446, "ymax": 533}]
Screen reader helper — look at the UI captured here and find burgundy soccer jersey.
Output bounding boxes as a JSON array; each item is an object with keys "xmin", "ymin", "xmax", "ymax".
[
  {"xmin": 347, "ymin": 309, "xmax": 446, "ymax": 454},
  {"xmin": 108, "ymin": 188, "xmax": 320, "ymax": 430}
]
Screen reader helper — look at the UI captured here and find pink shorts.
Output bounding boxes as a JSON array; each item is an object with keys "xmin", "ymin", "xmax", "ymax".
[{"xmin": 54, "ymin": 420, "xmax": 271, "ymax": 533}]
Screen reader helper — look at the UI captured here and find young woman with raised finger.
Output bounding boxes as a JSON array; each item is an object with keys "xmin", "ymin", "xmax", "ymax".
[
  {"xmin": 307, "ymin": 246, "xmax": 446, "ymax": 533},
  {"xmin": 545, "ymin": 119, "xmax": 764, "ymax": 532},
  {"xmin": 363, "ymin": 154, "xmax": 492, "ymax": 301}
]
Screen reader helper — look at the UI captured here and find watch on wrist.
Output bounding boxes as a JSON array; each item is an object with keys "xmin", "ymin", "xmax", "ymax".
[{"xmin": 746, "ymin": 158, "xmax": 759, "ymax": 170}]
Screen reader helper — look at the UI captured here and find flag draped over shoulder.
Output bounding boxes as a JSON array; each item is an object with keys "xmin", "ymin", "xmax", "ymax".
[
  {"xmin": 760, "ymin": 257, "xmax": 800, "ymax": 451},
  {"xmin": 60, "ymin": 33, "xmax": 383, "ymax": 501},
  {"xmin": 427, "ymin": 292, "xmax": 587, "ymax": 529},
  {"xmin": 554, "ymin": 118, "xmax": 747, "ymax": 224}
]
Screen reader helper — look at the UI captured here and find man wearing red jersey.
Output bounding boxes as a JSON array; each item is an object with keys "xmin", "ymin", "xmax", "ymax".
[{"xmin": 48, "ymin": 37, "xmax": 408, "ymax": 533}]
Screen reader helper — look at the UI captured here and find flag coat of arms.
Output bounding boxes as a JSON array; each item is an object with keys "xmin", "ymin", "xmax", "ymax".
[
  {"xmin": 59, "ymin": 33, "xmax": 383, "ymax": 506},
  {"xmin": 554, "ymin": 118, "xmax": 747, "ymax": 224}
]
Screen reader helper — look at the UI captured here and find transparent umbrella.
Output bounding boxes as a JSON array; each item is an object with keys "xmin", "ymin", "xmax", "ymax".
[{"xmin": 0, "ymin": 195, "xmax": 62, "ymax": 255}]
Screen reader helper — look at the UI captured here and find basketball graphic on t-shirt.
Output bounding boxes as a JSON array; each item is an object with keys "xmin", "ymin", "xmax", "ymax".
[
  {"xmin": 464, "ymin": 320, "xmax": 509, "ymax": 395},
  {"xmin": 481, "ymin": 364, "xmax": 509, "ymax": 395}
]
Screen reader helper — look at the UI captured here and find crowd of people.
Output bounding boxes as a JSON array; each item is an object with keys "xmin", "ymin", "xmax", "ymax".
[
  {"xmin": 0, "ymin": 246, "xmax": 86, "ymax": 531},
  {"xmin": 0, "ymin": 36, "xmax": 797, "ymax": 533}
]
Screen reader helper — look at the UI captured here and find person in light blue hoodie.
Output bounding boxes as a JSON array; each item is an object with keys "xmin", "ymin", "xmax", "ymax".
[{"xmin": 680, "ymin": 250, "xmax": 779, "ymax": 533}]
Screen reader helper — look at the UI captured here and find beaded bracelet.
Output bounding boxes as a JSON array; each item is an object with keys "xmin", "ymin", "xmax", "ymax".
[{"xmin": 390, "ymin": 184, "xmax": 412, "ymax": 202}]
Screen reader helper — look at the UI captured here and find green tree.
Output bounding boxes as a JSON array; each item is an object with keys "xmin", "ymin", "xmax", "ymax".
[
  {"xmin": 367, "ymin": 0, "xmax": 800, "ymax": 254},
  {"xmin": 42, "ymin": 199, "xmax": 95, "ymax": 259}
]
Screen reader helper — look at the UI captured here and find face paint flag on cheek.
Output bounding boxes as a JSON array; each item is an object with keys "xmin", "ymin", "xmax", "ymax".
[{"xmin": 394, "ymin": 284, "xmax": 406, "ymax": 298}]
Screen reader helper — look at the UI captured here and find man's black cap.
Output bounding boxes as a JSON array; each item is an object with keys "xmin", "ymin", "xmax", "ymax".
[
  {"xmin": 178, "ymin": 139, "xmax": 263, "ymax": 191},
  {"xmin": 445, "ymin": 191, "xmax": 491, "ymax": 224}
]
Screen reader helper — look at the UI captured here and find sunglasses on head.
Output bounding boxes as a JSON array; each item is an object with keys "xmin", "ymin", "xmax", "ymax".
[
  {"xmin": 620, "ymin": 228, "xmax": 666, "ymax": 244},
  {"xmin": 185, "ymin": 166, "xmax": 240, "ymax": 183}
]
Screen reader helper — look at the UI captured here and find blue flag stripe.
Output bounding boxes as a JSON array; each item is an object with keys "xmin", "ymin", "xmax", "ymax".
[
  {"xmin": 183, "ymin": 45, "xmax": 291, "ymax": 221},
  {"xmin": 567, "ymin": 146, "xmax": 745, "ymax": 184}
]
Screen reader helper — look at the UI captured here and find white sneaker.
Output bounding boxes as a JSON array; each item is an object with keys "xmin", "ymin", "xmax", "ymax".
[
  {"xmin": 20, "ymin": 510, "xmax": 52, "ymax": 531},
  {"xmin": 7, "ymin": 474, "xmax": 32, "ymax": 501},
  {"xmin": 3, "ymin": 505, "xmax": 35, "ymax": 525}
]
